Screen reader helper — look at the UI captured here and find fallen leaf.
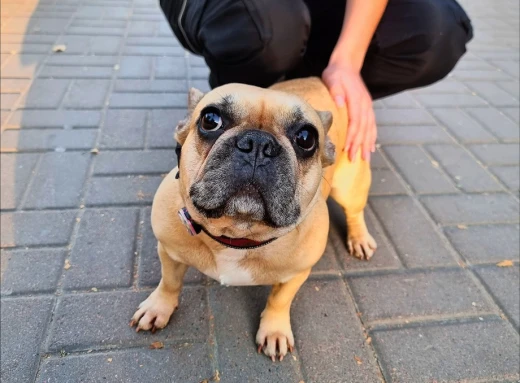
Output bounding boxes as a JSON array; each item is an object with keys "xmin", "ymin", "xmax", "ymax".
[
  {"xmin": 199, "ymin": 380, "xmax": 209, "ymax": 383},
  {"xmin": 497, "ymin": 260, "xmax": 514, "ymax": 267},
  {"xmin": 76, "ymin": 218, "xmax": 81, "ymax": 223},
  {"xmin": 64, "ymin": 260, "xmax": 71, "ymax": 270},
  {"xmin": 365, "ymin": 337, "xmax": 372, "ymax": 345},
  {"xmin": 212, "ymin": 370, "xmax": 220, "ymax": 382},
  {"xmin": 52, "ymin": 44, "xmax": 67, "ymax": 53},
  {"xmin": 79, "ymin": 204, "xmax": 85, "ymax": 209},
  {"xmin": 149, "ymin": 341, "xmax": 164, "ymax": 349},
  {"xmin": 354, "ymin": 356, "xmax": 363, "ymax": 365},
  {"xmin": 431, "ymin": 160, "xmax": 439, "ymax": 168},
  {"xmin": 314, "ymin": 286, "xmax": 320, "ymax": 291},
  {"xmin": 91, "ymin": 287, "xmax": 98, "ymax": 292},
  {"xmin": 457, "ymin": 224, "xmax": 468, "ymax": 230},
  {"xmin": 107, "ymin": 357, "xmax": 113, "ymax": 363},
  {"xmin": 137, "ymin": 191, "xmax": 145, "ymax": 200},
  {"xmin": 90, "ymin": 148, "xmax": 99, "ymax": 154}
]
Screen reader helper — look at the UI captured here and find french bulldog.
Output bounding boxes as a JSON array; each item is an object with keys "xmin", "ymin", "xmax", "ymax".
[{"xmin": 130, "ymin": 77, "xmax": 377, "ymax": 361}]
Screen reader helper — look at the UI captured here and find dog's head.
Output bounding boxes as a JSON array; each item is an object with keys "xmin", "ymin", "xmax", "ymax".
[{"xmin": 175, "ymin": 84, "xmax": 335, "ymax": 239}]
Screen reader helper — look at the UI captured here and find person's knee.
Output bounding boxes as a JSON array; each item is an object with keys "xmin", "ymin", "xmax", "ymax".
[{"xmin": 196, "ymin": 0, "xmax": 310, "ymax": 87}]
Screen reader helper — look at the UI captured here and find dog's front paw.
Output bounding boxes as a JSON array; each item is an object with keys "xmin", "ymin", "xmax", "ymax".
[
  {"xmin": 347, "ymin": 230, "xmax": 377, "ymax": 260},
  {"xmin": 129, "ymin": 288, "xmax": 178, "ymax": 333},
  {"xmin": 256, "ymin": 311, "xmax": 294, "ymax": 361}
]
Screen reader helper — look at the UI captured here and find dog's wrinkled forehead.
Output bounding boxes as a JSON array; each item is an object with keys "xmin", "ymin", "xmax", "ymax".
[{"xmin": 194, "ymin": 84, "xmax": 324, "ymax": 133}]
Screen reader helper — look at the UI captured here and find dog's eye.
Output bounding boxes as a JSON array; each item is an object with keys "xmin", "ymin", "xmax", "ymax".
[
  {"xmin": 201, "ymin": 109, "xmax": 222, "ymax": 132},
  {"xmin": 295, "ymin": 127, "xmax": 316, "ymax": 151}
]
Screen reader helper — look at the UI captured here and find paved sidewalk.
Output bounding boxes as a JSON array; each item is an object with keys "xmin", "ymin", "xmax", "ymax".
[{"xmin": 1, "ymin": 0, "xmax": 519, "ymax": 382}]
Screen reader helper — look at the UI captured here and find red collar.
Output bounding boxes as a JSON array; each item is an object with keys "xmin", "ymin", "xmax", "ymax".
[{"xmin": 178, "ymin": 207, "xmax": 277, "ymax": 250}]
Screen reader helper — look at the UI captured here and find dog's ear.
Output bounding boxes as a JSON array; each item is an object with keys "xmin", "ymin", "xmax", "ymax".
[
  {"xmin": 175, "ymin": 87, "xmax": 205, "ymax": 144},
  {"xmin": 316, "ymin": 110, "xmax": 333, "ymax": 133},
  {"xmin": 322, "ymin": 137, "xmax": 335, "ymax": 168},
  {"xmin": 315, "ymin": 110, "xmax": 334, "ymax": 167}
]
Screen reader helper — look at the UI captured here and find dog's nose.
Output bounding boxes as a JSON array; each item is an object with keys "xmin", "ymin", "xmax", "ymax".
[{"xmin": 235, "ymin": 130, "xmax": 281, "ymax": 158}]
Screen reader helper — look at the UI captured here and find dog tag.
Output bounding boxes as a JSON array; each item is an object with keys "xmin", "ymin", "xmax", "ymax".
[{"xmin": 178, "ymin": 207, "xmax": 200, "ymax": 236}]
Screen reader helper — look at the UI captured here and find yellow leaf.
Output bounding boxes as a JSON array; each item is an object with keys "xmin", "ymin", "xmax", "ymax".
[
  {"xmin": 497, "ymin": 260, "xmax": 514, "ymax": 267},
  {"xmin": 149, "ymin": 341, "xmax": 164, "ymax": 349},
  {"xmin": 64, "ymin": 260, "xmax": 71, "ymax": 270},
  {"xmin": 52, "ymin": 44, "xmax": 67, "ymax": 53},
  {"xmin": 354, "ymin": 356, "xmax": 363, "ymax": 365}
]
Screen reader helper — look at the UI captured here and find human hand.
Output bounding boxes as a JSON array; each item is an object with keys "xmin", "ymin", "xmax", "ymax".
[{"xmin": 322, "ymin": 63, "xmax": 376, "ymax": 162}]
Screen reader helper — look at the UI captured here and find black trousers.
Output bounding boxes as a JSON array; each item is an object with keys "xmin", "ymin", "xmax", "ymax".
[{"xmin": 161, "ymin": 0, "xmax": 473, "ymax": 100}]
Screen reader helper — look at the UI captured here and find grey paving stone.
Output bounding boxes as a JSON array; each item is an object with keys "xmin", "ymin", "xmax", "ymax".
[
  {"xmin": 491, "ymin": 59, "xmax": 520, "ymax": 78},
  {"xmin": 47, "ymin": 288, "xmax": 208, "ymax": 352},
  {"xmin": 0, "ymin": 210, "xmax": 76, "ymax": 248},
  {"xmin": 148, "ymin": 109, "xmax": 186, "ymax": 148},
  {"xmin": 421, "ymin": 193, "xmax": 519, "ymax": 225},
  {"xmin": 376, "ymin": 125, "xmax": 453, "ymax": 144},
  {"xmin": 500, "ymin": 107, "xmax": 520, "ymax": 123},
  {"xmin": 1, "ymin": 249, "xmax": 66, "ymax": 295},
  {"xmin": 23, "ymin": 152, "xmax": 90, "ymax": 209},
  {"xmin": 426, "ymin": 144, "xmax": 503, "ymax": 192},
  {"xmin": 369, "ymin": 168, "xmax": 407, "ymax": 196},
  {"xmin": 0, "ymin": 153, "xmax": 39, "ymax": 210},
  {"xmin": 0, "ymin": 54, "xmax": 44, "ymax": 78},
  {"xmin": 369, "ymin": 196, "xmax": 457, "ymax": 267},
  {"xmin": 1, "ymin": 128, "xmax": 96, "ymax": 151},
  {"xmin": 429, "ymin": 108, "xmax": 497, "ymax": 143},
  {"xmin": 63, "ymin": 208, "xmax": 138, "ymax": 290},
  {"xmin": 1, "ymin": 297, "xmax": 54, "ymax": 383},
  {"xmin": 67, "ymin": 26, "xmax": 125, "ymax": 36},
  {"xmin": 415, "ymin": 93, "xmax": 486, "ymax": 107},
  {"xmin": 5, "ymin": 110, "xmax": 101, "ymax": 129},
  {"xmin": 138, "ymin": 208, "xmax": 205, "ymax": 286},
  {"xmin": 155, "ymin": 57, "xmax": 186, "ymax": 78},
  {"xmin": 310, "ymin": 237, "xmax": 341, "ymax": 274},
  {"xmin": 470, "ymin": 143, "xmax": 520, "ymax": 166},
  {"xmin": 412, "ymin": 79, "xmax": 469, "ymax": 94},
  {"xmin": 39, "ymin": 65, "xmax": 114, "ymax": 79},
  {"xmin": 114, "ymin": 79, "xmax": 187, "ymax": 93},
  {"xmin": 465, "ymin": 81, "xmax": 519, "ymax": 106},
  {"xmin": 497, "ymin": 81, "xmax": 520, "ymax": 99},
  {"xmin": 64, "ymin": 79, "xmax": 110, "ymax": 109},
  {"xmin": 444, "ymin": 224, "xmax": 520, "ymax": 263},
  {"xmin": 209, "ymin": 285, "xmax": 304, "ymax": 382},
  {"xmin": 118, "ymin": 56, "xmax": 153, "ymax": 78},
  {"xmin": 329, "ymin": 203, "xmax": 403, "ymax": 271},
  {"xmin": 85, "ymin": 175, "xmax": 162, "ymax": 206},
  {"xmin": 100, "ymin": 109, "xmax": 147, "ymax": 149},
  {"xmin": 369, "ymin": 150, "xmax": 389, "ymax": 169},
  {"xmin": 54, "ymin": 35, "xmax": 122, "ymax": 55},
  {"xmin": 191, "ymin": 78, "xmax": 212, "ymax": 93},
  {"xmin": 190, "ymin": 66, "xmax": 210, "ymax": 79},
  {"xmin": 93, "ymin": 150, "xmax": 175, "ymax": 175},
  {"xmin": 122, "ymin": 45, "xmax": 183, "ymax": 56},
  {"xmin": 466, "ymin": 107, "xmax": 519, "ymax": 141},
  {"xmin": 372, "ymin": 320, "xmax": 520, "ymax": 382},
  {"xmin": 384, "ymin": 146, "xmax": 457, "ymax": 194},
  {"xmin": 374, "ymin": 109, "xmax": 436, "ymax": 126},
  {"xmin": 128, "ymin": 20, "xmax": 156, "ymax": 36},
  {"xmin": 475, "ymin": 265, "xmax": 520, "ymax": 328},
  {"xmin": 453, "ymin": 69, "xmax": 513, "ymax": 81},
  {"xmin": 349, "ymin": 270, "xmax": 491, "ymax": 323},
  {"xmin": 381, "ymin": 92, "xmax": 420, "ymax": 108},
  {"xmin": 46, "ymin": 55, "xmax": 118, "ymax": 66},
  {"xmin": 292, "ymin": 280, "xmax": 382, "ymax": 383},
  {"xmin": 490, "ymin": 166, "xmax": 520, "ymax": 191},
  {"xmin": 109, "ymin": 92, "xmax": 187, "ymax": 108},
  {"xmin": 17, "ymin": 79, "xmax": 70, "ymax": 109},
  {"xmin": 36, "ymin": 344, "xmax": 213, "ymax": 383}
]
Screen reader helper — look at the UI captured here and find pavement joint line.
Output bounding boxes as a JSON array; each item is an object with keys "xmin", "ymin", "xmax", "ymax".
[
  {"xmin": 131, "ymin": 207, "xmax": 146, "ymax": 289},
  {"xmin": 205, "ymin": 287, "xmax": 222, "ymax": 380}
]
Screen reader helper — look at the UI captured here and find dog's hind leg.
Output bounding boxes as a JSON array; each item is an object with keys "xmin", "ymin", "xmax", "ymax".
[
  {"xmin": 130, "ymin": 242, "xmax": 188, "ymax": 332},
  {"xmin": 329, "ymin": 154, "xmax": 377, "ymax": 260}
]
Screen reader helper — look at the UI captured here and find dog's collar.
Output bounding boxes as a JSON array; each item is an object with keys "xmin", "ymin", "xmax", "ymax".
[{"xmin": 177, "ymin": 207, "xmax": 277, "ymax": 250}]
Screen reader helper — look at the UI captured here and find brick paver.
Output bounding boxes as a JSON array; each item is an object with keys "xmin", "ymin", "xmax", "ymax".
[{"xmin": 1, "ymin": 0, "xmax": 518, "ymax": 382}]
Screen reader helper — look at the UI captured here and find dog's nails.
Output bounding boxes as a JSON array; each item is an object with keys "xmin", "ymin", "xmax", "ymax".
[
  {"xmin": 271, "ymin": 355, "xmax": 276, "ymax": 362},
  {"xmin": 136, "ymin": 327, "xmax": 140, "ymax": 333},
  {"xmin": 151, "ymin": 325, "xmax": 157, "ymax": 334},
  {"xmin": 257, "ymin": 344, "xmax": 262, "ymax": 354},
  {"xmin": 279, "ymin": 355, "xmax": 284, "ymax": 361},
  {"xmin": 288, "ymin": 345, "xmax": 294, "ymax": 353},
  {"xmin": 129, "ymin": 320, "xmax": 134, "ymax": 327}
]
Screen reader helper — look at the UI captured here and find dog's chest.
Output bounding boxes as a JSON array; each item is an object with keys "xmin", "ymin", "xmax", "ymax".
[{"xmin": 203, "ymin": 248, "xmax": 254, "ymax": 286}]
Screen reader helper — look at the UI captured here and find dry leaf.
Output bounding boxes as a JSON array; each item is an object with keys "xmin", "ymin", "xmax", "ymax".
[
  {"xmin": 149, "ymin": 341, "xmax": 164, "ymax": 349},
  {"xmin": 497, "ymin": 260, "xmax": 514, "ymax": 267},
  {"xmin": 91, "ymin": 287, "xmax": 98, "ymax": 292},
  {"xmin": 64, "ymin": 260, "xmax": 71, "ymax": 270},
  {"xmin": 107, "ymin": 357, "xmax": 113, "ymax": 363},
  {"xmin": 431, "ymin": 160, "xmax": 439, "ymax": 168},
  {"xmin": 90, "ymin": 148, "xmax": 99, "ymax": 154},
  {"xmin": 199, "ymin": 380, "xmax": 209, "ymax": 383},
  {"xmin": 212, "ymin": 370, "xmax": 220, "ymax": 382},
  {"xmin": 457, "ymin": 224, "xmax": 468, "ymax": 230},
  {"xmin": 354, "ymin": 356, "xmax": 363, "ymax": 365},
  {"xmin": 314, "ymin": 286, "xmax": 320, "ymax": 291},
  {"xmin": 52, "ymin": 44, "xmax": 67, "ymax": 53},
  {"xmin": 365, "ymin": 337, "xmax": 372, "ymax": 345}
]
